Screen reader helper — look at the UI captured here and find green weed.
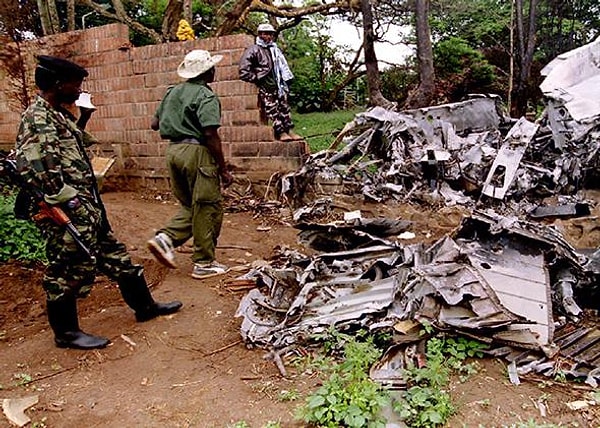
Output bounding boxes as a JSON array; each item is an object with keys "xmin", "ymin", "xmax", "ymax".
[
  {"xmin": 0, "ymin": 192, "xmax": 46, "ymax": 263},
  {"xmin": 31, "ymin": 419, "xmax": 47, "ymax": 428},
  {"xmin": 296, "ymin": 333, "xmax": 389, "ymax": 428},
  {"xmin": 297, "ymin": 329, "xmax": 488, "ymax": 428},
  {"xmin": 553, "ymin": 369, "xmax": 567, "ymax": 383},
  {"xmin": 13, "ymin": 372, "xmax": 33, "ymax": 386},
  {"xmin": 395, "ymin": 334, "xmax": 488, "ymax": 428}
]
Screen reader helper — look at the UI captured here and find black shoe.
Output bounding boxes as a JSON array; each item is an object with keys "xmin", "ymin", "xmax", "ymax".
[
  {"xmin": 118, "ymin": 271, "xmax": 183, "ymax": 322},
  {"xmin": 135, "ymin": 301, "xmax": 183, "ymax": 322},
  {"xmin": 55, "ymin": 331, "xmax": 110, "ymax": 349},
  {"xmin": 47, "ymin": 296, "xmax": 111, "ymax": 350}
]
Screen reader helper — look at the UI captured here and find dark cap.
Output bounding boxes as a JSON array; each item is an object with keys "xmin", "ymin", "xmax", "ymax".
[{"xmin": 36, "ymin": 55, "xmax": 88, "ymax": 81}]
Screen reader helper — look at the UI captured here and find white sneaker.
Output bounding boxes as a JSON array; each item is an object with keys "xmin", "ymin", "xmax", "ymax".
[
  {"xmin": 191, "ymin": 261, "xmax": 229, "ymax": 279},
  {"xmin": 147, "ymin": 233, "xmax": 177, "ymax": 269}
]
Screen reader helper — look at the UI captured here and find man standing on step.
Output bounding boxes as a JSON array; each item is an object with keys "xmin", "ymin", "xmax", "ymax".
[
  {"xmin": 147, "ymin": 50, "xmax": 233, "ymax": 280},
  {"xmin": 239, "ymin": 23, "xmax": 302, "ymax": 142},
  {"xmin": 14, "ymin": 55, "xmax": 182, "ymax": 350}
]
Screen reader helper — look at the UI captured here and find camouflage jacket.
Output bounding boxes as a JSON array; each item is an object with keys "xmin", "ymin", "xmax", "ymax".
[{"xmin": 15, "ymin": 95, "xmax": 98, "ymax": 206}]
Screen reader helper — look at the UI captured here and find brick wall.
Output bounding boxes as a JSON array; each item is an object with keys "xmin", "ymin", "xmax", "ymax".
[{"xmin": 0, "ymin": 24, "xmax": 306, "ymax": 191}]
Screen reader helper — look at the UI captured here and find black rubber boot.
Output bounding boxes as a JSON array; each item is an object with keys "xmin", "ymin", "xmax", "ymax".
[
  {"xmin": 47, "ymin": 296, "xmax": 110, "ymax": 350},
  {"xmin": 118, "ymin": 272, "xmax": 182, "ymax": 322}
]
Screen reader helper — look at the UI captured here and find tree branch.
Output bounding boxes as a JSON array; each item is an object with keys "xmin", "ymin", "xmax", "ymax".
[
  {"xmin": 216, "ymin": 0, "xmax": 353, "ymax": 36},
  {"xmin": 249, "ymin": 0, "xmax": 351, "ymax": 18},
  {"xmin": 76, "ymin": 0, "xmax": 163, "ymax": 43}
]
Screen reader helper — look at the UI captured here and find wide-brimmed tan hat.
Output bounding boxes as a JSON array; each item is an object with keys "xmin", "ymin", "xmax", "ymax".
[
  {"xmin": 177, "ymin": 50, "xmax": 223, "ymax": 79},
  {"xmin": 257, "ymin": 23, "xmax": 276, "ymax": 33}
]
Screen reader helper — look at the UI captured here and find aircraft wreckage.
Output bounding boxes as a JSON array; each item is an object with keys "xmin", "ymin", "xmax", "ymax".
[{"xmin": 233, "ymin": 37, "xmax": 600, "ymax": 386}]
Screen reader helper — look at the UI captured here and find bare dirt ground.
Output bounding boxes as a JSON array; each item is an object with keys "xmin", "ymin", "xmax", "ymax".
[{"xmin": 1, "ymin": 190, "xmax": 600, "ymax": 428}]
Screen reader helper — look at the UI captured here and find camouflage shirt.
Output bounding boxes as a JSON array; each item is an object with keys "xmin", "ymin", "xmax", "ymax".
[{"xmin": 15, "ymin": 95, "xmax": 97, "ymax": 205}]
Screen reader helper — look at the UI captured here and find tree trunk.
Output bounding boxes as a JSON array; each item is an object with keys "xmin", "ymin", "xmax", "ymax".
[
  {"xmin": 404, "ymin": 0, "xmax": 435, "ymax": 108},
  {"xmin": 183, "ymin": 0, "xmax": 192, "ymax": 24},
  {"xmin": 162, "ymin": 0, "xmax": 184, "ymax": 41},
  {"xmin": 512, "ymin": 0, "xmax": 538, "ymax": 117},
  {"xmin": 66, "ymin": 0, "xmax": 76, "ymax": 32},
  {"xmin": 515, "ymin": 0, "xmax": 525, "ymax": 61},
  {"xmin": 507, "ymin": 0, "xmax": 515, "ymax": 113},
  {"xmin": 361, "ymin": 0, "xmax": 391, "ymax": 108},
  {"xmin": 47, "ymin": 0, "xmax": 61, "ymax": 33},
  {"xmin": 36, "ymin": 0, "xmax": 52, "ymax": 35}
]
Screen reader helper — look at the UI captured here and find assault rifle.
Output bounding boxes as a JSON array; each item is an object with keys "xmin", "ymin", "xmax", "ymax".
[{"xmin": 0, "ymin": 153, "xmax": 92, "ymax": 258}]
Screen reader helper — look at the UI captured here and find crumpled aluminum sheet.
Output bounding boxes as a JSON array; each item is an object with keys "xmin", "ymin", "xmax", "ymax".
[
  {"xmin": 282, "ymin": 80, "xmax": 600, "ymax": 209},
  {"xmin": 235, "ymin": 211, "xmax": 592, "ymax": 353},
  {"xmin": 540, "ymin": 36, "xmax": 600, "ymax": 124}
]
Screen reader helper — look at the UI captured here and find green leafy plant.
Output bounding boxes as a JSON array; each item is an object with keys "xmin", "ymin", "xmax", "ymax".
[
  {"xmin": 395, "ymin": 334, "xmax": 488, "ymax": 427},
  {"xmin": 442, "ymin": 336, "xmax": 488, "ymax": 378},
  {"xmin": 395, "ymin": 337, "xmax": 454, "ymax": 427},
  {"xmin": 297, "ymin": 327, "xmax": 487, "ymax": 428},
  {"xmin": 296, "ymin": 333, "xmax": 389, "ymax": 428},
  {"xmin": 553, "ymin": 369, "xmax": 567, "ymax": 383},
  {"xmin": 0, "ymin": 192, "xmax": 46, "ymax": 263},
  {"xmin": 14, "ymin": 372, "xmax": 33, "ymax": 386}
]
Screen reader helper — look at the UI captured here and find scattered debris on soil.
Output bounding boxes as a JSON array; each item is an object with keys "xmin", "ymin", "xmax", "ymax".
[{"xmin": 232, "ymin": 36, "xmax": 600, "ymax": 399}]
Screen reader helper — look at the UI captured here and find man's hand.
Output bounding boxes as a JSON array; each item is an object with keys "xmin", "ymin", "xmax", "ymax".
[
  {"xmin": 77, "ymin": 107, "xmax": 95, "ymax": 130},
  {"xmin": 63, "ymin": 197, "xmax": 81, "ymax": 210},
  {"xmin": 220, "ymin": 169, "xmax": 234, "ymax": 188},
  {"xmin": 79, "ymin": 106, "xmax": 96, "ymax": 116}
]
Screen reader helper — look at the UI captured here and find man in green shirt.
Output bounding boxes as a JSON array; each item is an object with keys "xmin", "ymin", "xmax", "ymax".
[{"xmin": 148, "ymin": 50, "xmax": 233, "ymax": 279}]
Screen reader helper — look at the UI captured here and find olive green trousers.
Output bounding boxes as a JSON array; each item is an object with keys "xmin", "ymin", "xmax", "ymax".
[{"xmin": 159, "ymin": 143, "xmax": 223, "ymax": 264}]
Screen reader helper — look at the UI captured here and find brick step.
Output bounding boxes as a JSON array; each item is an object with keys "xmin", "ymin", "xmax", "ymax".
[
  {"xmin": 220, "ymin": 125, "xmax": 274, "ymax": 142},
  {"xmin": 230, "ymin": 140, "xmax": 308, "ymax": 158}
]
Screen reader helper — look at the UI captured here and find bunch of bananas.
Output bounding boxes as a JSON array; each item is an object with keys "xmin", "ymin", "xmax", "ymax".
[{"xmin": 176, "ymin": 19, "xmax": 195, "ymax": 41}]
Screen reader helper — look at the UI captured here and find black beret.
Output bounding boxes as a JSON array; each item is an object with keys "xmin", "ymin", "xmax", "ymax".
[{"xmin": 36, "ymin": 55, "xmax": 88, "ymax": 81}]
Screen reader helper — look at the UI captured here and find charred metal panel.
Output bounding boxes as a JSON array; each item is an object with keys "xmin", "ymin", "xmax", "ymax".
[
  {"xmin": 404, "ymin": 95, "xmax": 510, "ymax": 135},
  {"xmin": 555, "ymin": 325, "xmax": 600, "ymax": 368}
]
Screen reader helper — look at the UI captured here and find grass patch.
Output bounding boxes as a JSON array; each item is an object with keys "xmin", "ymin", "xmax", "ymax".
[{"xmin": 293, "ymin": 108, "xmax": 364, "ymax": 152}]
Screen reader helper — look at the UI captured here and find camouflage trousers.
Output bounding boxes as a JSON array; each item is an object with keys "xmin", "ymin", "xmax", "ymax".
[
  {"xmin": 159, "ymin": 143, "xmax": 223, "ymax": 264},
  {"xmin": 258, "ymin": 86, "xmax": 294, "ymax": 136},
  {"xmin": 39, "ymin": 196, "xmax": 140, "ymax": 301}
]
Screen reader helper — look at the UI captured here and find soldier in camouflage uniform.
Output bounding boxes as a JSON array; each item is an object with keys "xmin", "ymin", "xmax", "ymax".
[
  {"xmin": 14, "ymin": 55, "xmax": 182, "ymax": 350},
  {"xmin": 238, "ymin": 23, "xmax": 302, "ymax": 142}
]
